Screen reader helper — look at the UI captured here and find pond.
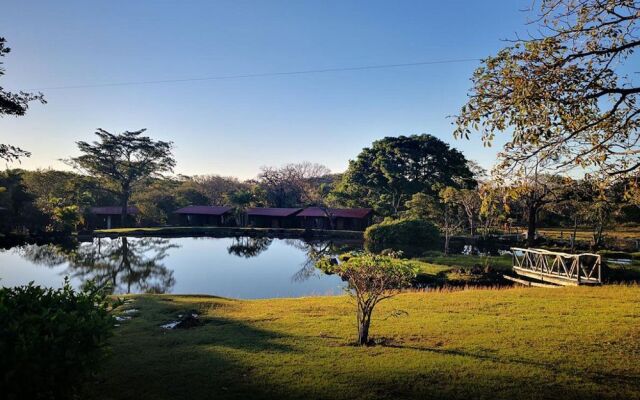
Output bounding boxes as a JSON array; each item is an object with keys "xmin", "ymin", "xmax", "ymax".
[{"xmin": 0, "ymin": 236, "xmax": 362, "ymax": 299}]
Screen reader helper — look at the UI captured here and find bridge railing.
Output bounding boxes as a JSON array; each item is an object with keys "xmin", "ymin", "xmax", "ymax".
[{"xmin": 510, "ymin": 247, "xmax": 602, "ymax": 285}]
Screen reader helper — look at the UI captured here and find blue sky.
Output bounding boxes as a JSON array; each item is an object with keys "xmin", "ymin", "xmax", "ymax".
[{"xmin": 0, "ymin": 0, "xmax": 531, "ymax": 179}]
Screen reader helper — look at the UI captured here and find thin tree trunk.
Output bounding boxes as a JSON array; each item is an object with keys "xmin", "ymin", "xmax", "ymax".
[
  {"xmin": 444, "ymin": 231, "xmax": 450, "ymax": 256},
  {"xmin": 121, "ymin": 185, "xmax": 130, "ymax": 227},
  {"xmin": 571, "ymin": 216, "xmax": 578, "ymax": 252},
  {"xmin": 527, "ymin": 205, "xmax": 537, "ymax": 248}
]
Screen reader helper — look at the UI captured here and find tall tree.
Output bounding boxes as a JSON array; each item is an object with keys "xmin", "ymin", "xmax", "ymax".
[
  {"xmin": 257, "ymin": 162, "xmax": 331, "ymax": 208},
  {"xmin": 333, "ymin": 134, "xmax": 474, "ymax": 216},
  {"xmin": 505, "ymin": 162, "xmax": 566, "ymax": 247},
  {"xmin": 192, "ymin": 174, "xmax": 247, "ymax": 205},
  {"xmin": 68, "ymin": 129, "xmax": 175, "ymax": 227},
  {"xmin": 455, "ymin": 0, "xmax": 640, "ymax": 183},
  {"xmin": 0, "ymin": 37, "xmax": 46, "ymax": 162}
]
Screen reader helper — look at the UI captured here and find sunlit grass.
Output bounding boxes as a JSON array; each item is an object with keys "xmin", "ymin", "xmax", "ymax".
[
  {"xmin": 537, "ymin": 227, "xmax": 640, "ymax": 240},
  {"xmin": 96, "ymin": 286, "xmax": 640, "ymax": 400}
]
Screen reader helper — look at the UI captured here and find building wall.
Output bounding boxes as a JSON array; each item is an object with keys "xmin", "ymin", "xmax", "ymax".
[
  {"xmin": 88, "ymin": 214, "xmax": 137, "ymax": 230},
  {"xmin": 177, "ymin": 214, "xmax": 233, "ymax": 226},
  {"xmin": 299, "ymin": 215, "xmax": 372, "ymax": 231},
  {"xmin": 247, "ymin": 215, "xmax": 299, "ymax": 228}
]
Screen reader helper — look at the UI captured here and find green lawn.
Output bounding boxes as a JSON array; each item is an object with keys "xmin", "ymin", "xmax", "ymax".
[
  {"xmin": 419, "ymin": 253, "xmax": 513, "ymax": 271},
  {"xmin": 95, "ymin": 286, "xmax": 640, "ymax": 400}
]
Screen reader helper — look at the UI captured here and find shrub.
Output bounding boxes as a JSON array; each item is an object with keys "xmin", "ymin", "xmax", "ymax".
[
  {"xmin": 364, "ymin": 218, "xmax": 440, "ymax": 256},
  {"xmin": 0, "ymin": 279, "xmax": 114, "ymax": 400}
]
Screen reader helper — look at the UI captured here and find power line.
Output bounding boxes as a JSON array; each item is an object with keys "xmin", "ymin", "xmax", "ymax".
[{"xmin": 29, "ymin": 58, "xmax": 481, "ymax": 91}]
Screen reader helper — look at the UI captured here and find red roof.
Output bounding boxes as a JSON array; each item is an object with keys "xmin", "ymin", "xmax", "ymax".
[
  {"xmin": 174, "ymin": 205, "xmax": 233, "ymax": 215},
  {"xmin": 297, "ymin": 207, "xmax": 373, "ymax": 218},
  {"xmin": 90, "ymin": 206, "xmax": 139, "ymax": 215},
  {"xmin": 246, "ymin": 207, "xmax": 302, "ymax": 217}
]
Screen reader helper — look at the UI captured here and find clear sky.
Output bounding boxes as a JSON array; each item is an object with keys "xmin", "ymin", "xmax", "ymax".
[{"xmin": 0, "ymin": 0, "xmax": 531, "ymax": 179}]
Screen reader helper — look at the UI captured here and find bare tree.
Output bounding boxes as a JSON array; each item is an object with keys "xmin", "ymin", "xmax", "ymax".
[
  {"xmin": 258, "ymin": 162, "xmax": 337, "ymax": 227},
  {"xmin": 192, "ymin": 175, "xmax": 247, "ymax": 205}
]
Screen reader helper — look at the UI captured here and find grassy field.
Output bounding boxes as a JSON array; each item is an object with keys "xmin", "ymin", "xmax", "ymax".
[{"xmin": 94, "ymin": 286, "xmax": 640, "ymax": 400}]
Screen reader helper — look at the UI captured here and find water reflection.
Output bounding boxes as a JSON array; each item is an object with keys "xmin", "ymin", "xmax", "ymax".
[
  {"xmin": 227, "ymin": 237, "xmax": 273, "ymax": 258},
  {"xmin": 17, "ymin": 237, "xmax": 178, "ymax": 294},
  {"xmin": 286, "ymin": 239, "xmax": 359, "ymax": 283},
  {"xmin": 3, "ymin": 236, "xmax": 362, "ymax": 298}
]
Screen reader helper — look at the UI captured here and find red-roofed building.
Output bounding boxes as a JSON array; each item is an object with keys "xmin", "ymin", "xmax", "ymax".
[
  {"xmin": 89, "ymin": 206, "xmax": 139, "ymax": 229},
  {"xmin": 246, "ymin": 208, "xmax": 302, "ymax": 228},
  {"xmin": 173, "ymin": 205, "xmax": 234, "ymax": 226},
  {"xmin": 297, "ymin": 207, "xmax": 373, "ymax": 231}
]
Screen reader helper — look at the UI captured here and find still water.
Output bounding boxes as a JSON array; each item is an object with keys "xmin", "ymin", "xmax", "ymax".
[{"xmin": 0, "ymin": 236, "xmax": 361, "ymax": 299}]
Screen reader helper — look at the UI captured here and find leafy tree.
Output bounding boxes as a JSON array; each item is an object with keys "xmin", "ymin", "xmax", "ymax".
[
  {"xmin": 320, "ymin": 253, "xmax": 417, "ymax": 345},
  {"xmin": 333, "ymin": 135, "xmax": 474, "ymax": 217},
  {"xmin": 132, "ymin": 178, "xmax": 209, "ymax": 225},
  {"xmin": 21, "ymin": 169, "xmax": 116, "ymax": 231},
  {"xmin": 403, "ymin": 188, "xmax": 465, "ymax": 255},
  {"xmin": 478, "ymin": 182, "xmax": 510, "ymax": 236},
  {"xmin": 226, "ymin": 187, "xmax": 262, "ymax": 226},
  {"xmin": 0, "ymin": 37, "xmax": 45, "ymax": 162},
  {"xmin": 455, "ymin": 0, "xmax": 640, "ymax": 183},
  {"xmin": 435, "ymin": 187, "xmax": 466, "ymax": 255},
  {"xmin": 506, "ymin": 168, "xmax": 566, "ymax": 247},
  {"xmin": 0, "ymin": 170, "xmax": 46, "ymax": 233},
  {"xmin": 67, "ymin": 129, "xmax": 175, "ymax": 227},
  {"xmin": 454, "ymin": 188, "xmax": 482, "ymax": 236}
]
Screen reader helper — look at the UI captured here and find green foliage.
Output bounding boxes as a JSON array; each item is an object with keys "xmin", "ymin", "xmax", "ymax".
[
  {"xmin": 321, "ymin": 253, "xmax": 418, "ymax": 285},
  {"xmin": 0, "ymin": 169, "xmax": 47, "ymax": 234},
  {"xmin": 0, "ymin": 279, "xmax": 114, "ymax": 399},
  {"xmin": 321, "ymin": 253, "xmax": 417, "ymax": 344},
  {"xmin": 0, "ymin": 37, "xmax": 45, "ymax": 163},
  {"xmin": 454, "ymin": 1, "xmax": 639, "ymax": 181},
  {"xmin": 332, "ymin": 134, "xmax": 474, "ymax": 216},
  {"xmin": 68, "ymin": 129, "xmax": 175, "ymax": 227},
  {"xmin": 51, "ymin": 204, "xmax": 82, "ymax": 233},
  {"xmin": 364, "ymin": 218, "xmax": 440, "ymax": 256}
]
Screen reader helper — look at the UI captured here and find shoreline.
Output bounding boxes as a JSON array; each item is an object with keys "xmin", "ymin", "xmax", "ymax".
[{"xmin": 88, "ymin": 226, "xmax": 365, "ymax": 240}]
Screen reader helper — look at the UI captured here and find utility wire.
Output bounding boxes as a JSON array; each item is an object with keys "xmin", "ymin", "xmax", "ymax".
[{"xmin": 29, "ymin": 58, "xmax": 481, "ymax": 90}]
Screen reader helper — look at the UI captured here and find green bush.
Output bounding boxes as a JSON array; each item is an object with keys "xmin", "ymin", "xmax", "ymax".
[
  {"xmin": 364, "ymin": 218, "xmax": 440, "ymax": 256},
  {"xmin": 0, "ymin": 279, "xmax": 114, "ymax": 400}
]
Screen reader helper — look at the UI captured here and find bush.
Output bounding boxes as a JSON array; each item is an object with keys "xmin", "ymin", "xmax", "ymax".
[
  {"xmin": 364, "ymin": 218, "xmax": 440, "ymax": 256},
  {"xmin": 0, "ymin": 279, "xmax": 114, "ymax": 400}
]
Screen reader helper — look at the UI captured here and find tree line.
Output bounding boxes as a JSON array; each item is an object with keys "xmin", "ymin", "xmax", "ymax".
[
  {"xmin": 2, "ymin": 130, "xmax": 639, "ymax": 251},
  {"xmin": 2, "ymin": 0, "xmax": 640, "ymax": 250}
]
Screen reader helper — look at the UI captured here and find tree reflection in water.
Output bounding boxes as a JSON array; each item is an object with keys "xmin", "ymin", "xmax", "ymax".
[
  {"xmin": 17, "ymin": 237, "xmax": 179, "ymax": 294},
  {"xmin": 285, "ymin": 239, "xmax": 361, "ymax": 283},
  {"xmin": 227, "ymin": 237, "xmax": 273, "ymax": 258}
]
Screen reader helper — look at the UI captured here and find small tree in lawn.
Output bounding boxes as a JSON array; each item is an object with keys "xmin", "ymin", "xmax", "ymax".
[
  {"xmin": 68, "ymin": 129, "xmax": 175, "ymax": 227},
  {"xmin": 323, "ymin": 254, "xmax": 416, "ymax": 345}
]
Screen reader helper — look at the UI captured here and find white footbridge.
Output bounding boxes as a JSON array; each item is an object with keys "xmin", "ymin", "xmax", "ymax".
[{"xmin": 507, "ymin": 247, "xmax": 602, "ymax": 286}]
